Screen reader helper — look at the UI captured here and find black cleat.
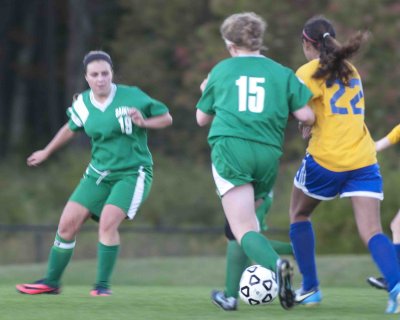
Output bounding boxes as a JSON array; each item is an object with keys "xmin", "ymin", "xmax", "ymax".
[
  {"xmin": 367, "ymin": 276, "xmax": 388, "ymax": 290},
  {"xmin": 276, "ymin": 259, "xmax": 295, "ymax": 310}
]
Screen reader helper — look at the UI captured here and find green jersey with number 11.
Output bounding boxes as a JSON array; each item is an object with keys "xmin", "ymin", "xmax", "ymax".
[
  {"xmin": 67, "ymin": 84, "xmax": 169, "ymax": 173},
  {"xmin": 196, "ymin": 56, "xmax": 312, "ymax": 149}
]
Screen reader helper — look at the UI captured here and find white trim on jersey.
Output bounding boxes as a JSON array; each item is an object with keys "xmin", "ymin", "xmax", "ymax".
[
  {"xmin": 212, "ymin": 164, "xmax": 235, "ymax": 197},
  {"xmin": 90, "ymin": 83, "xmax": 117, "ymax": 112},
  {"xmin": 72, "ymin": 94, "xmax": 89, "ymax": 126},
  {"xmin": 127, "ymin": 166, "xmax": 146, "ymax": 220},
  {"xmin": 68, "ymin": 107, "xmax": 82, "ymax": 127}
]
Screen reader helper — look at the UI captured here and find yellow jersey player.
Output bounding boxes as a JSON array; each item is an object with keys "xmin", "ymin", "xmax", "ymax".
[
  {"xmin": 288, "ymin": 16, "xmax": 400, "ymax": 314},
  {"xmin": 368, "ymin": 124, "xmax": 400, "ymax": 290}
]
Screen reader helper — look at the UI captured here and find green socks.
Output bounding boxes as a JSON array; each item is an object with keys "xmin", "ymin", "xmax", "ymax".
[
  {"xmin": 224, "ymin": 236, "xmax": 292, "ymax": 298},
  {"xmin": 45, "ymin": 233, "xmax": 75, "ymax": 287},
  {"xmin": 44, "ymin": 236, "xmax": 120, "ymax": 289},
  {"xmin": 240, "ymin": 231, "xmax": 279, "ymax": 271},
  {"xmin": 95, "ymin": 242, "xmax": 120, "ymax": 289},
  {"xmin": 225, "ymin": 240, "xmax": 249, "ymax": 298},
  {"xmin": 270, "ymin": 239, "xmax": 293, "ymax": 255}
]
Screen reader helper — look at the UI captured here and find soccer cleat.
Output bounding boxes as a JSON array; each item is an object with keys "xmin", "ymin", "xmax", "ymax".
[
  {"xmin": 295, "ymin": 288, "xmax": 322, "ymax": 306},
  {"xmin": 276, "ymin": 258, "xmax": 295, "ymax": 310},
  {"xmin": 16, "ymin": 279, "xmax": 60, "ymax": 295},
  {"xmin": 90, "ymin": 286, "xmax": 112, "ymax": 296},
  {"xmin": 367, "ymin": 276, "xmax": 388, "ymax": 290},
  {"xmin": 211, "ymin": 290, "xmax": 237, "ymax": 311},
  {"xmin": 386, "ymin": 282, "xmax": 400, "ymax": 314}
]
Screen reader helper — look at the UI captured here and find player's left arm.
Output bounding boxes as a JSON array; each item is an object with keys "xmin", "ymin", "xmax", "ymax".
[
  {"xmin": 375, "ymin": 137, "xmax": 391, "ymax": 152},
  {"xmin": 129, "ymin": 108, "xmax": 172, "ymax": 129},
  {"xmin": 376, "ymin": 124, "xmax": 400, "ymax": 152}
]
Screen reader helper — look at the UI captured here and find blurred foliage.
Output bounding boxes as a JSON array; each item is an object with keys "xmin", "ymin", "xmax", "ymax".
[
  {"xmin": 0, "ymin": 147, "xmax": 223, "ymax": 227},
  {"xmin": 109, "ymin": 0, "xmax": 400, "ymax": 161}
]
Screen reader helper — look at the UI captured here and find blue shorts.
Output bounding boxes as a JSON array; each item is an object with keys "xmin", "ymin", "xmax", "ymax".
[{"xmin": 294, "ymin": 154, "xmax": 383, "ymax": 200}]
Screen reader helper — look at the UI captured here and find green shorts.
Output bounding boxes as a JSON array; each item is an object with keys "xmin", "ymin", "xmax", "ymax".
[
  {"xmin": 69, "ymin": 166, "xmax": 153, "ymax": 220},
  {"xmin": 211, "ymin": 137, "xmax": 281, "ymax": 200}
]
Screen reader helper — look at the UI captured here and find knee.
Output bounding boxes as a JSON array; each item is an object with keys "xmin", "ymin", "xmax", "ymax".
[
  {"xmin": 391, "ymin": 212, "xmax": 400, "ymax": 234},
  {"xmin": 57, "ymin": 224, "xmax": 77, "ymax": 241},
  {"xmin": 57, "ymin": 217, "xmax": 78, "ymax": 240},
  {"xmin": 98, "ymin": 220, "xmax": 112, "ymax": 236},
  {"xmin": 289, "ymin": 207, "xmax": 311, "ymax": 223},
  {"xmin": 98, "ymin": 216, "xmax": 120, "ymax": 237}
]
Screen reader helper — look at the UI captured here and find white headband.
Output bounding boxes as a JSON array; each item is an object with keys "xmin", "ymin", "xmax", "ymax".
[{"xmin": 224, "ymin": 38, "xmax": 235, "ymax": 46}]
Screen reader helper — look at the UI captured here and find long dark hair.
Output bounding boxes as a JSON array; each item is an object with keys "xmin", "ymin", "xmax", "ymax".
[{"xmin": 302, "ymin": 15, "xmax": 369, "ymax": 87}]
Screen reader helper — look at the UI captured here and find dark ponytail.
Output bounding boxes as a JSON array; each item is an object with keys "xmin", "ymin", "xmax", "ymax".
[{"xmin": 302, "ymin": 15, "xmax": 369, "ymax": 87}]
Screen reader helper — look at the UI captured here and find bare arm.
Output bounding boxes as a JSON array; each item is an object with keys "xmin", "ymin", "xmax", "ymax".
[
  {"xmin": 292, "ymin": 105, "xmax": 315, "ymax": 126},
  {"xmin": 196, "ymin": 109, "xmax": 214, "ymax": 127},
  {"xmin": 196, "ymin": 76, "xmax": 215, "ymax": 127},
  {"xmin": 129, "ymin": 109, "xmax": 173, "ymax": 129},
  {"xmin": 375, "ymin": 137, "xmax": 392, "ymax": 152},
  {"xmin": 200, "ymin": 77, "xmax": 208, "ymax": 92},
  {"xmin": 27, "ymin": 123, "xmax": 76, "ymax": 166}
]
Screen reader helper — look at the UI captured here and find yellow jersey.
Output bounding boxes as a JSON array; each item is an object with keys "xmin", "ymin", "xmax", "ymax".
[
  {"xmin": 387, "ymin": 124, "xmax": 400, "ymax": 144},
  {"xmin": 296, "ymin": 59, "xmax": 376, "ymax": 172}
]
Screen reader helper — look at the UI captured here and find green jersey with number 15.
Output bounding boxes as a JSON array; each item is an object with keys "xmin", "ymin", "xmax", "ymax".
[
  {"xmin": 67, "ymin": 84, "xmax": 169, "ymax": 173},
  {"xmin": 196, "ymin": 56, "xmax": 312, "ymax": 149}
]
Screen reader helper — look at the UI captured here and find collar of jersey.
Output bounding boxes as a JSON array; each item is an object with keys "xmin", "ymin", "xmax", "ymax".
[
  {"xmin": 89, "ymin": 83, "xmax": 117, "ymax": 112},
  {"xmin": 236, "ymin": 54, "xmax": 265, "ymax": 58}
]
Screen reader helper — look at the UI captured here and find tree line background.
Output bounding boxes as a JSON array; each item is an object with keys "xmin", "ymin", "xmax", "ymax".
[{"xmin": 1, "ymin": 0, "xmax": 400, "ymax": 256}]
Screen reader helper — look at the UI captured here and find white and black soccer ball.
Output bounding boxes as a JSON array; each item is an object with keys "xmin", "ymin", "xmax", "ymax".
[{"xmin": 239, "ymin": 265, "xmax": 278, "ymax": 305}]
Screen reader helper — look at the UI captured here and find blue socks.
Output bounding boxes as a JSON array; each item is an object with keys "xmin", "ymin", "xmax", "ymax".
[
  {"xmin": 290, "ymin": 221, "xmax": 319, "ymax": 291},
  {"xmin": 291, "ymin": 223, "xmax": 400, "ymax": 292},
  {"xmin": 368, "ymin": 234, "xmax": 400, "ymax": 291},
  {"xmin": 395, "ymin": 244, "xmax": 400, "ymax": 265}
]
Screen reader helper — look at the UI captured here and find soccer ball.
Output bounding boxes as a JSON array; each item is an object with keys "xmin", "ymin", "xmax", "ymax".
[{"xmin": 239, "ymin": 265, "xmax": 278, "ymax": 305}]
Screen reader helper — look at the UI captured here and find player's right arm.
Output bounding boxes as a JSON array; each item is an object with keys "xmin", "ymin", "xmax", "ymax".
[
  {"xmin": 196, "ymin": 74, "xmax": 215, "ymax": 127},
  {"xmin": 27, "ymin": 123, "xmax": 76, "ymax": 166}
]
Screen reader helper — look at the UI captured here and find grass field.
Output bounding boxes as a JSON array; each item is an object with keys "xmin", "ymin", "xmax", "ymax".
[{"xmin": 0, "ymin": 255, "xmax": 398, "ymax": 320}]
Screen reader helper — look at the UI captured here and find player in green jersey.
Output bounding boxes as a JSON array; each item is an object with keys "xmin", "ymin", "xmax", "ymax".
[
  {"xmin": 212, "ymin": 192, "xmax": 293, "ymax": 311},
  {"xmin": 16, "ymin": 50, "xmax": 173, "ymax": 296},
  {"xmin": 196, "ymin": 12, "xmax": 315, "ymax": 310}
]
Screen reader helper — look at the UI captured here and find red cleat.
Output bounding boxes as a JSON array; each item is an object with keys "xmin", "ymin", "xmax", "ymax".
[
  {"xmin": 90, "ymin": 286, "xmax": 112, "ymax": 296},
  {"xmin": 16, "ymin": 279, "xmax": 60, "ymax": 295}
]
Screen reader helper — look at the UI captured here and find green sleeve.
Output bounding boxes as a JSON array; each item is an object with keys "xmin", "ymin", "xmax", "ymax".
[
  {"xmin": 134, "ymin": 88, "xmax": 169, "ymax": 118},
  {"xmin": 148, "ymin": 98, "xmax": 169, "ymax": 117},
  {"xmin": 287, "ymin": 71, "xmax": 313, "ymax": 113},
  {"xmin": 195, "ymin": 74, "xmax": 216, "ymax": 115}
]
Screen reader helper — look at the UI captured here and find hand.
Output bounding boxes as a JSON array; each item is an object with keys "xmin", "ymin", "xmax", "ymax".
[
  {"xmin": 298, "ymin": 122, "xmax": 312, "ymax": 139},
  {"xmin": 129, "ymin": 108, "xmax": 146, "ymax": 128},
  {"xmin": 27, "ymin": 150, "xmax": 49, "ymax": 166}
]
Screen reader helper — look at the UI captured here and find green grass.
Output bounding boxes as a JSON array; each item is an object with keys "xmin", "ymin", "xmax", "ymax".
[{"xmin": 0, "ymin": 256, "xmax": 397, "ymax": 320}]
